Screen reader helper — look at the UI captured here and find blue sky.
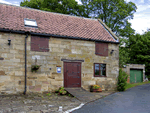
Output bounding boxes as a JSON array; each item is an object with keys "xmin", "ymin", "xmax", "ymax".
[{"xmin": 0, "ymin": 0, "xmax": 150, "ymax": 34}]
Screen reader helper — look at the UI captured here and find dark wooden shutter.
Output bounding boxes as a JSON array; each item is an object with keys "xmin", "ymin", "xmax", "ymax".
[
  {"xmin": 39, "ymin": 37, "xmax": 49, "ymax": 52},
  {"xmin": 31, "ymin": 36, "xmax": 40, "ymax": 51},
  {"xmin": 95, "ymin": 42, "xmax": 108, "ymax": 56},
  {"xmin": 31, "ymin": 36, "xmax": 49, "ymax": 52},
  {"xmin": 95, "ymin": 43, "xmax": 100, "ymax": 55}
]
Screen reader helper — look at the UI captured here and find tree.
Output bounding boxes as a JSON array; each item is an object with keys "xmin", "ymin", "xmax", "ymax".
[
  {"xmin": 21, "ymin": 0, "xmax": 137, "ymax": 38},
  {"xmin": 119, "ymin": 37, "xmax": 130, "ymax": 68},
  {"xmin": 81, "ymin": 0, "xmax": 137, "ymax": 37},
  {"xmin": 20, "ymin": 0, "xmax": 82, "ymax": 16},
  {"xmin": 128, "ymin": 31, "xmax": 150, "ymax": 77}
]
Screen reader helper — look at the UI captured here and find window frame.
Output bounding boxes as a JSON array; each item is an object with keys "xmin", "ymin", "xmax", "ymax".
[
  {"xmin": 94, "ymin": 63, "xmax": 107, "ymax": 77},
  {"xmin": 24, "ymin": 18, "xmax": 38, "ymax": 28}
]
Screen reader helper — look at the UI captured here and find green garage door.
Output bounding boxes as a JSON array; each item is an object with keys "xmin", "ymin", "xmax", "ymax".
[{"xmin": 130, "ymin": 69, "xmax": 143, "ymax": 83}]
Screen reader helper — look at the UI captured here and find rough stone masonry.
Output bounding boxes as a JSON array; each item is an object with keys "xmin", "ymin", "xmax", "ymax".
[{"xmin": 0, "ymin": 32, "xmax": 119, "ymax": 94}]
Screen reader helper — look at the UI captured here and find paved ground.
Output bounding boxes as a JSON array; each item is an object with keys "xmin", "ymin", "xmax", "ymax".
[
  {"xmin": 0, "ymin": 93, "xmax": 81, "ymax": 113},
  {"xmin": 65, "ymin": 88, "xmax": 115, "ymax": 103},
  {"xmin": 73, "ymin": 83, "xmax": 150, "ymax": 113},
  {"xmin": 0, "ymin": 91, "xmax": 114, "ymax": 113}
]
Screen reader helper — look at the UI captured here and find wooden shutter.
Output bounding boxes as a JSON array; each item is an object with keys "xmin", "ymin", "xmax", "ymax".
[
  {"xmin": 31, "ymin": 36, "xmax": 49, "ymax": 52},
  {"xmin": 95, "ymin": 43, "xmax": 100, "ymax": 55},
  {"xmin": 95, "ymin": 42, "xmax": 108, "ymax": 56},
  {"xmin": 39, "ymin": 37, "xmax": 49, "ymax": 52}
]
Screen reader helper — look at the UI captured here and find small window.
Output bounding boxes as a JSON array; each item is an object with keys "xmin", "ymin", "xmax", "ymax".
[
  {"xmin": 24, "ymin": 19, "xmax": 38, "ymax": 28},
  {"xmin": 94, "ymin": 63, "xmax": 106, "ymax": 77},
  {"xmin": 31, "ymin": 36, "xmax": 49, "ymax": 52},
  {"xmin": 95, "ymin": 42, "xmax": 108, "ymax": 56}
]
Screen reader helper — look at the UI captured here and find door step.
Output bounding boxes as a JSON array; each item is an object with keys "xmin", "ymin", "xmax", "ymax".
[{"xmin": 64, "ymin": 87, "xmax": 102, "ymax": 103}]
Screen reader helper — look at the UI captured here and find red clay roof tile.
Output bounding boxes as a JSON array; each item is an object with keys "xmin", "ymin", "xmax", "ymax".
[{"xmin": 0, "ymin": 4, "xmax": 118, "ymax": 42}]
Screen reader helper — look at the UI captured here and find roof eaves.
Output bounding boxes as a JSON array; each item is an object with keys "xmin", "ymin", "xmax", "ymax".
[
  {"xmin": 0, "ymin": 28, "xmax": 120, "ymax": 44},
  {"xmin": 97, "ymin": 19, "xmax": 119, "ymax": 42}
]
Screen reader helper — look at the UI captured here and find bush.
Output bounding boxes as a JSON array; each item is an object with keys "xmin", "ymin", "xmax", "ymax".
[{"xmin": 117, "ymin": 69, "xmax": 129, "ymax": 91}]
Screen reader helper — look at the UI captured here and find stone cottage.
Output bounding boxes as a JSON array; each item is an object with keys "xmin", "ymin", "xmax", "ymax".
[{"xmin": 0, "ymin": 3, "xmax": 119, "ymax": 94}]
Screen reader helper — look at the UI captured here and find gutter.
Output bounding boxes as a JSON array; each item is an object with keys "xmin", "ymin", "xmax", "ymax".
[
  {"xmin": 23, "ymin": 33, "xmax": 29, "ymax": 95},
  {"xmin": 0, "ymin": 28, "xmax": 120, "ymax": 44}
]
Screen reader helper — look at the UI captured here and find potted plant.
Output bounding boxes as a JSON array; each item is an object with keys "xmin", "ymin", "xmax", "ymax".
[
  {"xmin": 90, "ymin": 85, "xmax": 102, "ymax": 92},
  {"xmin": 31, "ymin": 57, "xmax": 42, "ymax": 72},
  {"xmin": 31, "ymin": 65, "xmax": 41, "ymax": 72}
]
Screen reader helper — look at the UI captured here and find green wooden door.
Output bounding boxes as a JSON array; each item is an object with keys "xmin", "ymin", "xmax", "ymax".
[{"xmin": 130, "ymin": 69, "xmax": 143, "ymax": 83}]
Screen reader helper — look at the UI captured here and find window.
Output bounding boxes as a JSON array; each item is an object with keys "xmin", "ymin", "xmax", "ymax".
[
  {"xmin": 31, "ymin": 36, "xmax": 49, "ymax": 52},
  {"xmin": 94, "ymin": 63, "xmax": 106, "ymax": 77},
  {"xmin": 24, "ymin": 18, "xmax": 38, "ymax": 28},
  {"xmin": 95, "ymin": 42, "xmax": 108, "ymax": 56}
]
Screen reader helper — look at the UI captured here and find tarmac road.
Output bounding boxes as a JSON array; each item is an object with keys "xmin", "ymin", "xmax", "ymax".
[{"xmin": 73, "ymin": 84, "xmax": 150, "ymax": 113}]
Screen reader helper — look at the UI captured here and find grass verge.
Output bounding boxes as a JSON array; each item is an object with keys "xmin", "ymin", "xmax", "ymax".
[{"xmin": 125, "ymin": 81, "xmax": 150, "ymax": 90}]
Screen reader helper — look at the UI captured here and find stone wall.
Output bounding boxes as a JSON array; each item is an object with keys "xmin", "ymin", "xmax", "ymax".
[{"xmin": 0, "ymin": 32, "xmax": 119, "ymax": 94}]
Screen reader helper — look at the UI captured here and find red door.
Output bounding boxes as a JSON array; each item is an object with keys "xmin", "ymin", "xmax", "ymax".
[{"xmin": 64, "ymin": 62, "xmax": 81, "ymax": 87}]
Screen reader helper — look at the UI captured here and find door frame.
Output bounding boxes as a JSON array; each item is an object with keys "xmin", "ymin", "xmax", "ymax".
[{"xmin": 63, "ymin": 61, "xmax": 82, "ymax": 88}]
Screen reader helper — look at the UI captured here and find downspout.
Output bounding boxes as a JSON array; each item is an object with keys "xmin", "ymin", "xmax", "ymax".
[{"xmin": 23, "ymin": 33, "xmax": 29, "ymax": 95}]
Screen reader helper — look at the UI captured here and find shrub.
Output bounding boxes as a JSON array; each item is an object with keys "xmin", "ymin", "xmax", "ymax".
[{"xmin": 117, "ymin": 69, "xmax": 129, "ymax": 91}]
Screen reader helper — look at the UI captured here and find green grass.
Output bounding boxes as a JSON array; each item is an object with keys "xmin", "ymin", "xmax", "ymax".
[{"xmin": 125, "ymin": 81, "xmax": 150, "ymax": 90}]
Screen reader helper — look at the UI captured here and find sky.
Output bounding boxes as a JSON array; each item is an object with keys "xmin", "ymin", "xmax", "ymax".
[{"xmin": 0, "ymin": 0, "xmax": 150, "ymax": 34}]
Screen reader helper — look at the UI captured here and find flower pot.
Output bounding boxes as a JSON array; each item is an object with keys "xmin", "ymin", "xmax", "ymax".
[
  {"xmin": 92, "ymin": 88, "xmax": 102, "ymax": 92},
  {"xmin": 90, "ymin": 85, "xmax": 102, "ymax": 92},
  {"xmin": 97, "ymin": 88, "xmax": 102, "ymax": 92}
]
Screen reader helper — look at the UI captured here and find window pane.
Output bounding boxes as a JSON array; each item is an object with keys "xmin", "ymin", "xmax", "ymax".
[
  {"xmin": 95, "ymin": 64, "xmax": 100, "ymax": 75},
  {"xmin": 100, "ymin": 64, "xmax": 106, "ymax": 76},
  {"xmin": 24, "ymin": 19, "xmax": 38, "ymax": 27}
]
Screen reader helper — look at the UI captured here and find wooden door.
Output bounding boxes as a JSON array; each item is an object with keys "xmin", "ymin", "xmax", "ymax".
[
  {"xmin": 64, "ymin": 62, "xmax": 81, "ymax": 87},
  {"xmin": 130, "ymin": 69, "xmax": 143, "ymax": 83}
]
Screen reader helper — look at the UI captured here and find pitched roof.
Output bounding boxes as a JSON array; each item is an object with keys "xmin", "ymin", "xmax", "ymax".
[{"xmin": 0, "ymin": 3, "xmax": 119, "ymax": 43}]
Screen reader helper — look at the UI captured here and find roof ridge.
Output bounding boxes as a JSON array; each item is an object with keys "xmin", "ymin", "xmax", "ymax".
[{"xmin": 0, "ymin": 2, "xmax": 98, "ymax": 21}]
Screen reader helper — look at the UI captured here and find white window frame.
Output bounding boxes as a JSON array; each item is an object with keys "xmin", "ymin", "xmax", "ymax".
[{"xmin": 24, "ymin": 18, "xmax": 38, "ymax": 28}]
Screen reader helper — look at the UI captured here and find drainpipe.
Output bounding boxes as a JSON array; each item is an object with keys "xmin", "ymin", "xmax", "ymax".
[{"xmin": 23, "ymin": 33, "xmax": 28, "ymax": 95}]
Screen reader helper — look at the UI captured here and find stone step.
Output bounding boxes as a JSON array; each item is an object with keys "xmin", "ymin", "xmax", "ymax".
[{"xmin": 64, "ymin": 87, "xmax": 102, "ymax": 103}]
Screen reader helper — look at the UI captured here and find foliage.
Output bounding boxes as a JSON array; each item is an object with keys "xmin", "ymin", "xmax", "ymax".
[
  {"xmin": 55, "ymin": 87, "xmax": 67, "ymax": 95},
  {"xmin": 20, "ymin": 0, "xmax": 84, "ymax": 16},
  {"xmin": 117, "ymin": 69, "xmax": 128, "ymax": 91},
  {"xmin": 119, "ymin": 37, "xmax": 130, "ymax": 68},
  {"xmin": 46, "ymin": 92, "xmax": 51, "ymax": 96},
  {"xmin": 31, "ymin": 57, "xmax": 41, "ymax": 72},
  {"xmin": 20, "ymin": 0, "xmax": 137, "ymax": 38},
  {"xmin": 81, "ymin": 0, "xmax": 137, "ymax": 37},
  {"xmin": 128, "ymin": 31, "xmax": 150, "ymax": 77},
  {"xmin": 92, "ymin": 85, "xmax": 100, "ymax": 89},
  {"xmin": 31, "ymin": 65, "xmax": 41, "ymax": 72}
]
